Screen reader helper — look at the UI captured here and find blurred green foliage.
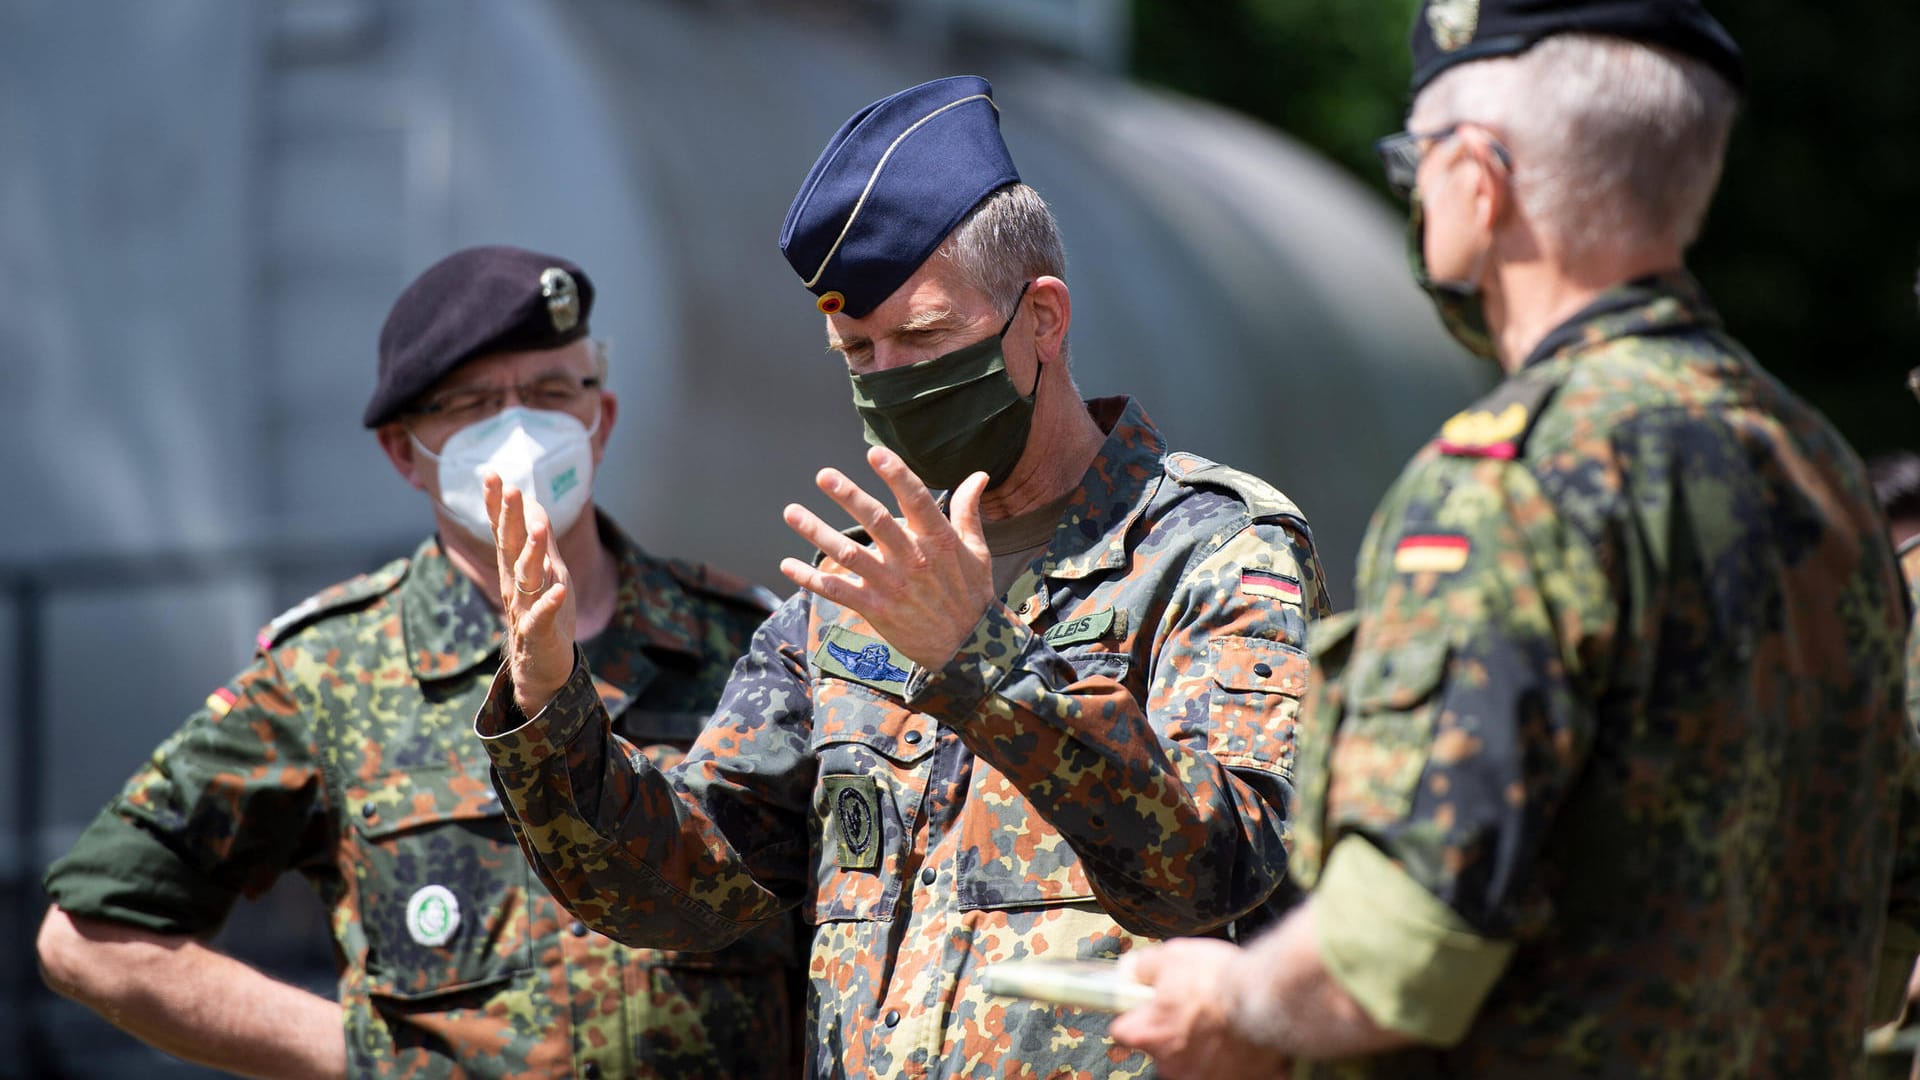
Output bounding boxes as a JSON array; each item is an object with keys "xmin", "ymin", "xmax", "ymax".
[{"xmin": 1130, "ymin": 0, "xmax": 1920, "ymax": 456}]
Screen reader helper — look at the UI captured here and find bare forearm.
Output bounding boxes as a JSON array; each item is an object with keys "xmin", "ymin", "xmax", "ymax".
[
  {"xmin": 1233, "ymin": 901, "xmax": 1413, "ymax": 1061},
  {"xmin": 39, "ymin": 907, "xmax": 345, "ymax": 1080}
]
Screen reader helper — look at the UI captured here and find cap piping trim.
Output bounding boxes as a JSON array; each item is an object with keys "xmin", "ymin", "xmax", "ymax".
[{"xmin": 802, "ymin": 93, "xmax": 999, "ymax": 290}]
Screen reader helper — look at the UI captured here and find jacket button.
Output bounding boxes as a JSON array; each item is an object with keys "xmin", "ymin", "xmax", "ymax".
[
  {"xmin": 903, "ymin": 730, "xmax": 922, "ymax": 745},
  {"xmin": 1253, "ymin": 663, "xmax": 1273, "ymax": 678},
  {"xmin": 885, "ymin": 1009, "xmax": 901, "ymax": 1027},
  {"xmin": 360, "ymin": 803, "xmax": 377, "ymax": 819},
  {"xmin": 569, "ymin": 920, "xmax": 588, "ymax": 938},
  {"xmin": 583, "ymin": 1063, "xmax": 602, "ymax": 1080},
  {"xmin": 920, "ymin": 867, "xmax": 936, "ymax": 885}
]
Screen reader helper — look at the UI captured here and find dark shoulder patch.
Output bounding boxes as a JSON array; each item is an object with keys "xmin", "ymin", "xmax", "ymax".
[
  {"xmin": 257, "ymin": 556, "xmax": 409, "ymax": 650},
  {"xmin": 1435, "ymin": 374, "xmax": 1559, "ymax": 460},
  {"xmin": 667, "ymin": 559, "xmax": 780, "ymax": 616},
  {"xmin": 1163, "ymin": 451, "xmax": 1306, "ymax": 526}
]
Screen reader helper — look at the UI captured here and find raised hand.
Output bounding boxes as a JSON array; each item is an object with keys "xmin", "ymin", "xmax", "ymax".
[
  {"xmin": 484, "ymin": 471, "xmax": 576, "ymax": 716},
  {"xmin": 779, "ymin": 446, "xmax": 995, "ymax": 671}
]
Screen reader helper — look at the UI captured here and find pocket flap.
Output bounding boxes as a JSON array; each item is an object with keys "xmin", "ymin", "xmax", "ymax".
[
  {"xmin": 348, "ymin": 766, "xmax": 506, "ymax": 841},
  {"xmin": 810, "ymin": 681, "xmax": 939, "ymax": 764},
  {"xmin": 1209, "ymin": 637, "xmax": 1309, "ymax": 696},
  {"xmin": 1351, "ymin": 637, "xmax": 1450, "ymax": 712}
]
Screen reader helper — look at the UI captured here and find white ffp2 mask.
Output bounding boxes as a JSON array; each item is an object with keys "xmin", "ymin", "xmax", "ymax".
[{"xmin": 411, "ymin": 406, "xmax": 598, "ymax": 543}]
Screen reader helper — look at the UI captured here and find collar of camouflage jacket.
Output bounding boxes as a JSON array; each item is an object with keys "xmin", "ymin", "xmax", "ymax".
[
  {"xmin": 1519, "ymin": 270, "xmax": 1724, "ymax": 372},
  {"xmin": 398, "ymin": 512, "xmax": 706, "ymax": 688},
  {"xmin": 1034, "ymin": 395, "xmax": 1168, "ymax": 580}
]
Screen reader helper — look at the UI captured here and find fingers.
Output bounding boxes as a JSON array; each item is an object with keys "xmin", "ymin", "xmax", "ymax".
[
  {"xmin": 784, "ymin": 501, "xmax": 868, "ymax": 573},
  {"xmin": 1119, "ymin": 944, "xmax": 1169, "ymax": 989},
  {"xmin": 868, "ymin": 447, "xmax": 948, "ymax": 537},
  {"xmin": 780, "ymin": 556, "xmax": 858, "ymax": 607},
  {"xmin": 816, "ymin": 468, "xmax": 914, "ymax": 554},
  {"xmin": 513, "ymin": 509, "xmax": 550, "ymax": 596},
  {"xmin": 949, "ymin": 471, "xmax": 992, "ymax": 560}
]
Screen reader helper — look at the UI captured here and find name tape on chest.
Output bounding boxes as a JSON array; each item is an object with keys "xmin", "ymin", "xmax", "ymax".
[{"xmin": 1043, "ymin": 607, "xmax": 1117, "ymax": 648}]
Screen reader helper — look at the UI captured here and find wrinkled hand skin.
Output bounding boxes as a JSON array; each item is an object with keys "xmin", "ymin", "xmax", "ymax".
[
  {"xmin": 1289, "ymin": 275, "xmax": 1917, "ymax": 1078},
  {"xmin": 43, "ymin": 523, "xmax": 805, "ymax": 1079},
  {"xmin": 479, "ymin": 397, "xmax": 1332, "ymax": 1079},
  {"xmin": 1110, "ymin": 941, "xmax": 1291, "ymax": 1080}
]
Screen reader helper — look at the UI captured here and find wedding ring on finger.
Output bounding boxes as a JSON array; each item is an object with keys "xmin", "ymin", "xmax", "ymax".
[{"xmin": 515, "ymin": 576, "xmax": 548, "ymax": 595}]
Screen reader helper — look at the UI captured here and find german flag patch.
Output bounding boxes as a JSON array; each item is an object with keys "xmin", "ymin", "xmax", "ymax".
[
  {"xmin": 1392, "ymin": 534, "xmax": 1471, "ymax": 574},
  {"xmin": 1240, "ymin": 569, "xmax": 1304, "ymax": 604},
  {"xmin": 205, "ymin": 686, "xmax": 238, "ymax": 719}
]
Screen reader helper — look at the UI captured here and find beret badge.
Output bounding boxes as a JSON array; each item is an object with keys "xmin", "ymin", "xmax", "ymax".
[
  {"xmin": 1427, "ymin": 0, "xmax": 1480, "ymax": 52},
  {"xmin": 816, "ymin": 291, "xmax": 846, "ymax": 316},
  {"xmin": 542, "ymin": 267, "xmax": 580, "ymax": 333}
]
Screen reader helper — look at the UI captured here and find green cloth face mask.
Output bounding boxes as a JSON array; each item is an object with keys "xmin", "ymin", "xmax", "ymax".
[
  {"xmin": 848, "ymin": 287, "xmax": 1036, "ymax": 490},
  {"xmin": 1407, "ymin": 190, "xmax": 1497, "ymax": 362}
]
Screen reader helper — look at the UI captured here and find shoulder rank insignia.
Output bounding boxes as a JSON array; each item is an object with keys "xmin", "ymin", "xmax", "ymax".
[
  {"xmin": 257, "ymin": 556, "xmax": 410, "ymax": 650},
  {"xmin": 1435, "ymin": 374, "xmax": 1558, "ymax": 459},
  {"xmin": 816, "ymin": 627, "xmax": 913, "ymax": 693}
]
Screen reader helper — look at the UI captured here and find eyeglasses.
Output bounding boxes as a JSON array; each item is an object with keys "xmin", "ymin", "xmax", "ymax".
[
  {"xmin": 408, "ymin": 374, "xmax": 602, "ymax": 424},
  {"xmin": 1373, "ymin": 123, "xmax": 1513, "ymax": 202}
]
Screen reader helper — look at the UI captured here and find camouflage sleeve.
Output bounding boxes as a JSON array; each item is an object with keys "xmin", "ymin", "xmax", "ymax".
[
  {"xmin": 42, "ymin": 650, "xmax": 329, "ymax": 934},
  {"xmin": 1320, "ymin": 449, "xmax": 1618, "ymax": 939},
  {"xmin": 477, "ymin": 594, "xmax": 815, "ymax": 951},
  {"xmin": 906, "ymin": 518, "xmax": 1317, "ymax": 937}
]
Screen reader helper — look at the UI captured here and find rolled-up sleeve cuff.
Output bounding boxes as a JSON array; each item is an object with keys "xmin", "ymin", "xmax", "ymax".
[
  {"xmin": 474, "ymin": 647, "xmax": 596, "ymax": 771},
  {"xmin": 1314, "ymin": 835, "xmax": 1515, "ymax": 1046},
  {"xmin": 905, "ymin": 602, "xmax": 1030, "ymax": 719}
]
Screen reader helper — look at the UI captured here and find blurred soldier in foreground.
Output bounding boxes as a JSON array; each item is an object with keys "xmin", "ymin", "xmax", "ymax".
[
  {"xmin": 1111, "ymin": 3, "xmax": 1917, "ymax": 1076},
  {"xmin": 476, "ymin": 76, "xmax": 1328, "ymax": 1078},
  {"xmin": 37, "ymin": 246, "xmax": 802, "ymax": 1078}
]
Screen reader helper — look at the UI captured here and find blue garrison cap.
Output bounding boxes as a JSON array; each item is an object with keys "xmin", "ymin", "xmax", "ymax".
[
  {"xmin": 780, "ymin": 76, "xmax": 1020, "ymax": 319},
  {"xmin": 1411, "ymin": 0, "xmax": 1744, "ymax": 96}
]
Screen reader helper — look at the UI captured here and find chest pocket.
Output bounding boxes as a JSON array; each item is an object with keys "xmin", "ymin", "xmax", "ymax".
[
  {"xmin": 953, "ymin": 647, "xmax": 1133, "ymax": 911},
  {"xmin": 345, "ymin": 764, "xmax": 532, "ymax": 999},
  {"xmin": 808, "ymin": 678, "xmax": 938, "ymax": 922}
]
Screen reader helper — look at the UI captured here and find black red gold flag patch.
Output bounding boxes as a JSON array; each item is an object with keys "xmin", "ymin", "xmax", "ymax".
[
  {"xmin": 1240, "ymin": 569, "xmax": 1303, "ymax": 604},
  {"xmin": 1392, "ymin": 534, "xmax": 1471, "ymax": 574}
]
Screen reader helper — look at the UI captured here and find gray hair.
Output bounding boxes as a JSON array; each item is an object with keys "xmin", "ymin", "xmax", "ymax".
[
  {"xmin": 938, "ymin": 183, "xmax": 1068, "ymax": 319},
  {"xmin": 1412, "ymin": 33, "xmax": 1739, "ymax": 263}
]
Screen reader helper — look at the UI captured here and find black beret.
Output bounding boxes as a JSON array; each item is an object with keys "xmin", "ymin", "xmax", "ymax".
[
  {"xmin": 780, "ymin": 76, "xmax": 1020, "ymax": 320},
  {"xmin": 362, "ymin": 245, "xmax": 595, "ymax": 428},
  {"xmin": 1410, "ymin": 0, "xmax": 1744, "ymax": 96}
]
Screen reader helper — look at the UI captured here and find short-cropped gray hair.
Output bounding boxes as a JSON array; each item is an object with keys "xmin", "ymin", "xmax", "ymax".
[
  {"xmin": 1413, "ymin": 33, "xmax": 1739, "ymax": 263},
  {"xmin": 938, "ymin": 183, "xmax": 1068, "ymax": 319}
]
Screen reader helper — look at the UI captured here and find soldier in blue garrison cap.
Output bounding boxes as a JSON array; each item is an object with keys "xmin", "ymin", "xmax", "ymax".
[
  {"xmin": 1110, "ymin": 2, "xmax": 1920, "ymax": 1078},
  {"xmin": 475, "ymin": 75, "xmax": 1334, "ymax": 1078}
]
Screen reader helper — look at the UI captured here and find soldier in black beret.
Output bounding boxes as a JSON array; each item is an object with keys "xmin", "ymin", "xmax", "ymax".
[
  {"xmin": 1114, "ymin": 3, "xmax": 1920, "ymax": 1077},
  {"xmin": 38, "ymin": 245, "xmax": 805, "ymax": 1078}
]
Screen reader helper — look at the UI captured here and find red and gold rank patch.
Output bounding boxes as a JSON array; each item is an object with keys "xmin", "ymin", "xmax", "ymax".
[
  {"xmin": 1240, "ymin": 569, "xmax": 1303, "ymax": 604},
  {"xmin": 1392, "ymin": 534, "xmax": 1471, "ymax": 574},
  {"xmin": 204, "ymin": 686, "xmax": 238, "ymax": 719}
]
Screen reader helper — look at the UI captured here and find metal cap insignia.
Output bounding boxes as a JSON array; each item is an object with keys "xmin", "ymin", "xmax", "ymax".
[
  {"xmin": 541, "ymin": 267, "xmax": 580, "ymax": 333},
  {"xmin": 1427, "ymin": 0, "xmax": 1480, "ymax": 52}
]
